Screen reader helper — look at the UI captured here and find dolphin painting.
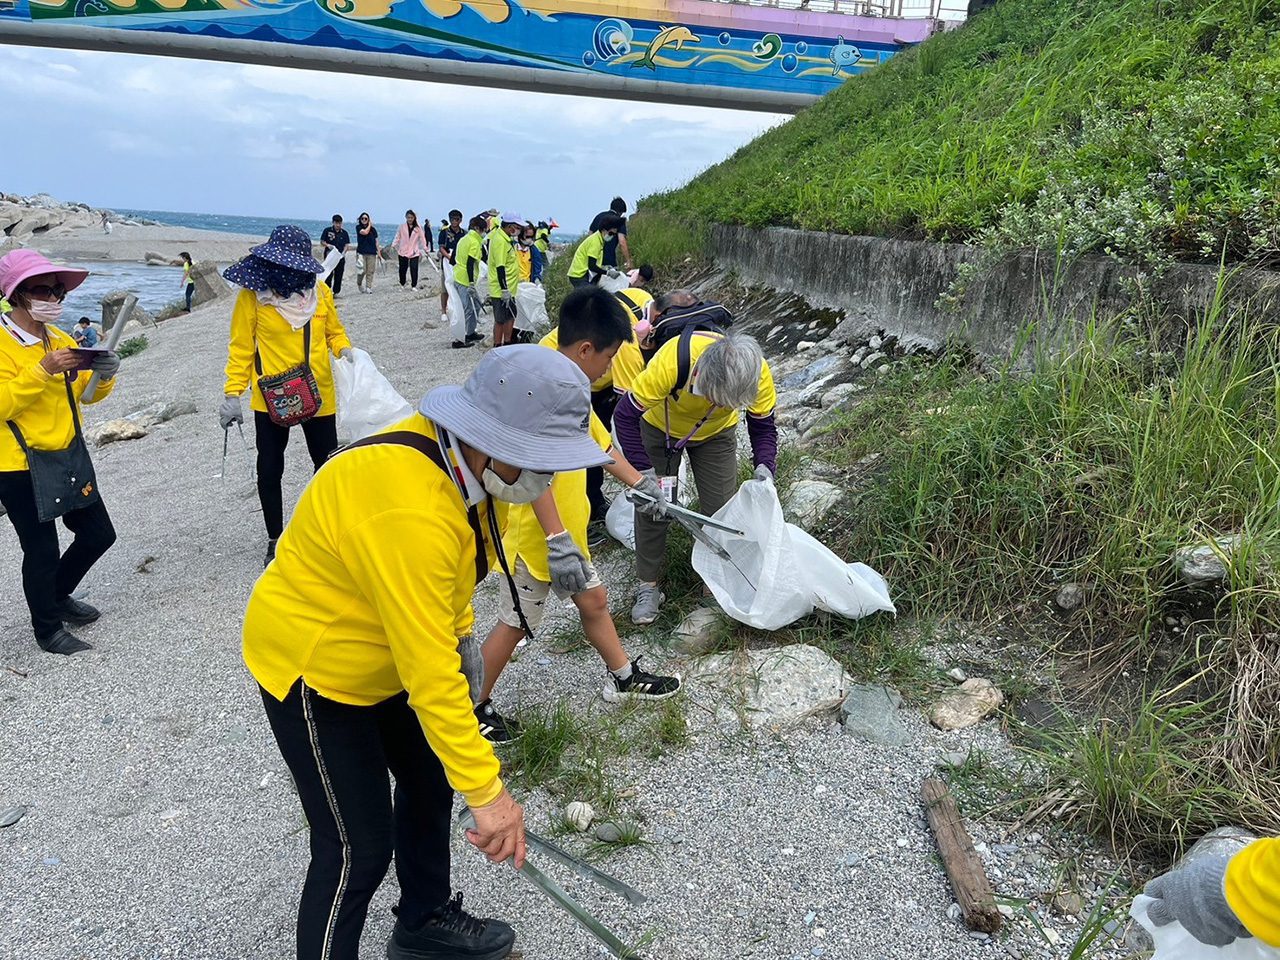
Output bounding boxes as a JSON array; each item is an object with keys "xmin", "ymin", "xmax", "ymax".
[
  {"xmin": 636, "ymin": 25, "xmax": 700, "ymax": 70},
  {"xmin": 829, "ymin": 35, "xmax": 861, "ymax": 75}
]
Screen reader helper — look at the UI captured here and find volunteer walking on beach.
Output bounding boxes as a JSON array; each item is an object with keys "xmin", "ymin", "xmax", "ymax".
[
  {"xmin": 451, "ymin": 215, "xmax": 487, "ymax": 350},
  {"xmin": 355, "ymin": 213, "xmax": 379, "ymax": 293},
  {"xmin": 0, "ymin": 250, "xmax": 121, "ymax": 655},
  {"xmin": 218, "ymin": 226, "xmax": 353, "ymax": 567},
  {"xmin": 437, "ymin": 209, "xmax": 465, "ymax": 327},
  {"xmin": 319, "ymin": 216, "xmax": 350, "ymax": 297},
  {"xmin": 242, "ymin": 345, "xmax": 610, "ymax": 960},
  {"xmin": 486, "ymin": 212, "xmax": 522, "ymax": 347},
  {"xmin": 394, "ymin": 209, "xmax": 431, "ymax": 291}
]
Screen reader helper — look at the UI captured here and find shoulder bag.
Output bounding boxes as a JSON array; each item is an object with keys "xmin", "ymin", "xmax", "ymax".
[
  {"xmin": 256, "ymin": 320, "xmax": 321, "ymax": 427},
  {"xmin": 7, "ymin": 373, "xmax": 100, "ymax": 522}
]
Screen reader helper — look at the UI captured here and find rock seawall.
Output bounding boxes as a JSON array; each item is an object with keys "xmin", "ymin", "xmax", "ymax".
[{"xmin": 709, "ymin": 224, "xmax": 1280, "ymax": 359}]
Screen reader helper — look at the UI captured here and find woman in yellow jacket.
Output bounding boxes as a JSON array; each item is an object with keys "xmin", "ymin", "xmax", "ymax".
[
  {"xmin": 243, "ymin": 345, "xmax": 610, "ymax": 960},
  {"xmin": 218, "ymin": 226, "xmax": 353, "ymax": 566},
  {"xmin": 0, "ymin": 250, "xmax": 121, "ymax": 655},
  {"xmin": 1145, "ymin": 834, "xmax": 1279, "ymax": 949}
]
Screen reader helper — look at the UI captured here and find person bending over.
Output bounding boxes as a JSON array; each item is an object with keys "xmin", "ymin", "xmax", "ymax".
[{"xmin": 567, "ymin": 213, "xmax": 623, "ymax": 288}]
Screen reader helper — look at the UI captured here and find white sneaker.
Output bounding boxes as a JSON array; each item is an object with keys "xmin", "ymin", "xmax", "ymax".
[
  {"xmin": 440, "ymin": 314, "xmax": 448, "ymax": 326},
  {"xmin": 411, "ymin": 285, "xmax": 418, "ymax": 291}
]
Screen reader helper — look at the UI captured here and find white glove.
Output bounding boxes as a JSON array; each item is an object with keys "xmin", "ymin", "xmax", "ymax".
[{"xmin": 218, "ymin": 395, "xmax": 243, "ymax": 429}]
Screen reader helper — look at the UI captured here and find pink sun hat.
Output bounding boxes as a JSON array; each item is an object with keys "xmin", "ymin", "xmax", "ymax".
[{"xmin": 0, "ymin": 249, "xmax": 89, "ymax": 300}]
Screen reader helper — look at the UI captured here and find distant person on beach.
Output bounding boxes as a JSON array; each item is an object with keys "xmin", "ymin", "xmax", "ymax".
[
  {"xmin": 393, "ymin": 209, "xmax": 431, "ymax": 291},
  {"xmin": 319, "ymin": 215, "xmax": 350, "ymax": 297},
  {"xmin": 0, "ymin": 250, "xmax": 122, "ymax": 656},
  {"xmin": 451, "ymin": 215, "xmax": 487, "ymax": 350},
  {"xmin": 437, "ymin": 209, "xmax": 465, "ymax": 328},
  {"xmin": 218, "ymin": 226, "xmax": 354, "ymax": 567},
  {"xmin": 73, "ymin": 317, "xmax": 99, "ymax": 347},
  {"xmin": 100, "ymin": 211, "xmax": 111, "ymax": 235},
  {"xmin": 590, "ymin": 197, "xmax": 632, "ymax": 271},
  {"xmin": 486, "ymin": 212, "xmax": 522, "ymax": 348},
  {"xmin": 355, "ymin": 212, "xmax": 378, "ymax": 294},
  {"xmin": 567, "ymin": 213, "xmax": 623, "ymax": 287},
  {"xmin": 179, "ymin": 251, "xmax": 196, "ymax": 312}
]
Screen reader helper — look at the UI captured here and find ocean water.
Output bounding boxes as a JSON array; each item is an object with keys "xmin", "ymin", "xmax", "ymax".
[{"xmin": 60, "ymin": 261, "xmax": 187, "ymax": 329}]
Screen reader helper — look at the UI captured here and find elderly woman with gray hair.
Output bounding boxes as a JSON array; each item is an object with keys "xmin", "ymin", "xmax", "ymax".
[{"xmin": 613, "ymin": 323, "xmax": 777, "ymax": 624}]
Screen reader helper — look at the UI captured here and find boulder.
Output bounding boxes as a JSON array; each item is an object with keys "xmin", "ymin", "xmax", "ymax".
[
  {"xmin": 9, "ymin": 209, "xmax": 60, "ymax": 238},
  {"xmin": 689, "ymin": 643, "xmax": 850, "ymax": 730},
  {"xmin": 929, "ymin": 678, "xmax": 1004, "ymax": 731},
  {"xmin": 798, "ymin": 374, "xmax": 838, "ymax": 407},
  {"xmin": 860, "ymin": 351, "xmax": 887, "ymax": 370},
  {"xmin": 100, "ymin": 291, "xmax": 157, "ymax": 331},
  {"xmin": 189, "ymin": 260, "xmax": 230, "ymax": 309},
  {"xmin": 783, "ymin": 479, "xmax": 843, "ymax": 531},
  {"xmin": 840, "ymin": 683, "xmax": 911, "ymax": 746},
  {"xmin": 779, "ymin": 355, "xmax": 842, "ymax": 391},
  {"xmin": 87, "ymin": 419, "xmax": 148, "ymax": 448},
  {"xmin": 673, "ymin": 607, "xmax": 723, "ymax": 656},
  {"xmin": 822, "ymin": 383, "xmax": 859, "ymax": 409},
  {"xmin": 0, "ymin": 202, "xmax": 25, "ymax": 233},
  {"xmin": 1174, "ymin": 535, "xmax": 1241, "ymax": 585}
]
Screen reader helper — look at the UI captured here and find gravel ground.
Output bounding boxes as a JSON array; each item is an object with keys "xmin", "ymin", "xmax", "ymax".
[{"xmin": 0, "ymin": 265, "xmax": 1124, "ymax": 960}]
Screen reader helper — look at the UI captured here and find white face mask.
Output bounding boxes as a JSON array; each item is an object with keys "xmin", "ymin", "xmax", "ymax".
[
  {"xmin": 482, "ymin": 464, "xmax": 553, "ymax": 504},
  {"xmin": 27, "ymin": 300, "xmax": 64, "ymax": 325},
  {"xmin": 257, "ymin": 287, "xmax": 318, "ymax": 330}
]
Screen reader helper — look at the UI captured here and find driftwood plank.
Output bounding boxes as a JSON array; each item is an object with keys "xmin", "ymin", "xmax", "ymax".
[{"xmin": 921, "ymin": 777, "xmax": 1003, "ymax": 934}]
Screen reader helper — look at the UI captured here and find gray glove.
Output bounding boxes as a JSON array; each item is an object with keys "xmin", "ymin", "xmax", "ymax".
[
  {"xmin": 501, "ymin": 289, "xmax": 513, "ymax": 305},
  {"xmin": 1144, "ymin": 851, "xmax": 1251, "ymax": 947},
  {"xmin": 606, "ymin": 267, "xmax": 621, "ymax": 279},
  {"xmin": 471, "ymin": 285, "xmax": 486, "ymax": 307},
  {"xmin": 626, "ymin": 470, "xmax": 670, "ymax": 521},
  {"xmin": 753, "ymin": 464, "xmax": 774, "ymax": 484},
  {"xmin": 338, "ymin": 347, "xmax": 353, "ymax": 362},
  {"xmin": 218, "ymin": 395, "xmax": 244, "ymax": 429},
  {"xmin": 546, "ymin": 531, "xmax": 590, "ymax": 598},
  {"xmin": 456, "ymin": 633, "xmax": 483, "ymax": 705},
  {"xmin": 90, "ymin": 351, "xmax": 121, "ymax": 380}
]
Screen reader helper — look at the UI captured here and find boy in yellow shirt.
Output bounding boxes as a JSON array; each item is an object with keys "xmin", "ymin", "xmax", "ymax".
[{"xmin": 473, "ymin": 286, "xmax": 681, "ymax": 743}]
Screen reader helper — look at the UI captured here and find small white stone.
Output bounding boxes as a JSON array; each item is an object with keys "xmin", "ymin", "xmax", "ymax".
[
  {"xmin": 565, "ymin": 801, "xmax": 594, "ymax": 832},
  {"xmin": 797, "ymin": 340, "xmax": 818, "ymax": 351},
  {"xmin": 896, "ymin": 837, "xmax": 909, "ymax": 848},
  {"xmin": 946, "ymin": 667, "xmax": 968, "ymax": 683}
]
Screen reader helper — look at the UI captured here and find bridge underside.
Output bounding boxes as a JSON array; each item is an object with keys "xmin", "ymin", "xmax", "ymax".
[{"xmin": 0, "ymin": 0, "xmax": 936, "ymax": 113}]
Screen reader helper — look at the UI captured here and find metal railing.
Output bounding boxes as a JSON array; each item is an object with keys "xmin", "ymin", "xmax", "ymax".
[{"xmin": 706, "ymin": 0, "xmax": 968, "ymax": 20}]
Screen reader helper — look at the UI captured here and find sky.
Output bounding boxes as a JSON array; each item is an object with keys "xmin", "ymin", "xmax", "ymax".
[{"xmin": 0, "ymin": 45, "xmax": 787, "ymax": 232}]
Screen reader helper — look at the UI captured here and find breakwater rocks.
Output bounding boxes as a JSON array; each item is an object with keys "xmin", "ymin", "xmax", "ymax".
[{"xmin": 0, "ymin": 192, "xmax": 157, "ymax": 247}]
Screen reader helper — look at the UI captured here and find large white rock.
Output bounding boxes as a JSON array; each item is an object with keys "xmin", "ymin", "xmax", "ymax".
[
  {"xmin": 688, "ymin": 644, "xmax": 850, "ymax": 730},
  {"xmin": 1174, "ymin": 535, "xmax": 1241, "ymax": 585},
  {"xmin": 784, "ymin": 479, "xmax": 844, "ymax": 531},
  {"xmin": 929, "ymin": 678, "xmax": 1004, "ymax": 731},
  {"xmin": 87, "ymin": 419, "xmax": 148, "ymax": 448},
  {"xmin": 673, "ymin": 607, "xmax": 723, "ymax": 655}
]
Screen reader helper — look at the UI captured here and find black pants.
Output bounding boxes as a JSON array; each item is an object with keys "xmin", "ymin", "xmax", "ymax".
[
  {"xmin": 254, "ymin": 412, "xmax": 338, "ymax": 540},
  {"xmin": 184, "ymin": 283, "xmax": 195, "ymax": 311},
  {"xmin": 260, "ymin": 681, "xmax": 453, "ymax": 960},
  {"xmin": 329, "ymin": 258, "xmax": 345, "ymax": 295},
  {"xmin": 568, "ymin": 275, "xmax": 592, "ymax": 288},
  {"xmin": 0, "ymin": 471, "xmax": 116, "ymax": 641},
  {"xmin": 398, "ymin": 256, "xmax": 419, "ymax": 287},
  {"xmin": 587, "ymin": 389, "xmax": 618, "ymax": 520}
]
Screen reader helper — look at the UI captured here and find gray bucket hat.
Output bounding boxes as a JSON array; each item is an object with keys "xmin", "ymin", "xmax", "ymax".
[{"xmin": 420, "ymin": 345, "xmax": 614, "ymax": 472}]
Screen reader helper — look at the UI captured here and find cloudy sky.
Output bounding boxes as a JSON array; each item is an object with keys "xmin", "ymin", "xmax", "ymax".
[{"xmin": 0, "ymin": 45, "xmax": 786, "ymax": 231}]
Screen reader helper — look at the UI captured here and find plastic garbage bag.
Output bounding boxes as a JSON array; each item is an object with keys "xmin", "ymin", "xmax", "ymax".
[
  {"xmin": 691, "ymin": 477, "xmax": 896, "ymax": 630},
  {"xmin": 515, "ymin": 281, "xmax": 548, "ymax": 333},
  {"xmin": 599, "ymin": 273, "xmax": 629, "ymax": 294},
  {"xmin": 444, "ymin": 269, "xmax": 467, "ymax": 341},
  {"xmin": 1130, "ymin": 895, "xmax": 1278, "ymax": 960},
  {"xmin": 333, "ymin": 348, "xmax": 413, "ymax": 443},
  {"xmin": 606, "ymin": 492, "xmax": 636, "ymax": 550}
]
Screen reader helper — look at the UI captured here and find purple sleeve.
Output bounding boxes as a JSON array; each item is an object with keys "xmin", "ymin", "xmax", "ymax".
[
  {"xmin": 746, "ymin": 411, "xmax": 778, "ymax": 475},
  {"xmin": 613, "ymin": 393, "xmax": 653, "ymax": 472}
]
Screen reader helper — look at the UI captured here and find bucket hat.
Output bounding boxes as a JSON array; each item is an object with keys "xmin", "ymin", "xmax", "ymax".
[
  {"xmin": 0, "ymin": 249, "xmax": 89, "ymax": 300},
  {"xmin": 249, "ymin": 225, "xmax": 323, "ymax": 273},
  {"xmin": 420, "ymin": 345, "xmax": 613, "ymax": 472}
]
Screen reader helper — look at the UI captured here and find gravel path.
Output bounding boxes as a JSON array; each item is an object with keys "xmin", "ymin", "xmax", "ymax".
[{"xmin": 0, "ymin": 267, "xmax": 1119, "ymax": 960}]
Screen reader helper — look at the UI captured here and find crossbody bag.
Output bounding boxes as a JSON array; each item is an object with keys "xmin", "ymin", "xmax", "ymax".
[
  {"xmin": 7, "ymin": 373, "xmax": 100, "ymax": 522},
  {"xmin": 256, "ymin": 320, "xmax": 321, "ymax": 428}
]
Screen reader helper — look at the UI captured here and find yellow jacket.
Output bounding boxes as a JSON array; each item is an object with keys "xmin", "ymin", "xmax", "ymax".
[
  {"xmin": 0, "ymin": 317, "xmax": 116, "ymax": 472},
  {"xmin": 223, "ymin": 282, "xmax": 351, "ymax": 417},
  {"xmin": 242, "ymin": 414, "xmax": 504, "ymax": 807},
  {"xmin": 1226, "ymin": 837, "xmax": 1280, "ymax": 946}
]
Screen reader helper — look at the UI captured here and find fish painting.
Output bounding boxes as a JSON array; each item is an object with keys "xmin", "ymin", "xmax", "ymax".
[
  {"xmin": 829, "ymin": 35, "xmax": 861, "ymax": 75},
  {"xmin": 636, "ymin": 24, "xmax": 699, "ymax": 70}
]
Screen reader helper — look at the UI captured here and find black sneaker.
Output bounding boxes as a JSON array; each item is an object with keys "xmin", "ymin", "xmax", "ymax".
[
  {"xmin": 386, "ymin": 893, "xmax": 515, "ymax": 960},
  {"xmin": 474, "ymin": 699, "xmax": 522, "ymax": 744},
  {"xmin": 57, "ymin": 596, "xmax": 100, "ymax": 626},
  {"xmin": 264, "ymin": 539, "xmax": 277, "ymax": 568},
  {"xmin": 465, "ymin": 332, "xmax": 484, "ymax": 343},
  {"xmin": 37, "ymin": 628, "xmax": 93, "ymax": 656},
  {"xmin": 586, "ymin": 519, "xmax": 608, "ymax": 549},
  {"xmin": 451, "ymin": 340, "xmax": 474, "ymax": 350},
  {"xmin": 602, "ymin": 657, "xmax": 681, "ymax": 703}
]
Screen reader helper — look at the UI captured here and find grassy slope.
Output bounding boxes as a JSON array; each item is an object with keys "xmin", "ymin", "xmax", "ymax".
[{"xmin": 650, "ymin": 0, "xmax": 1280, "ymax": 266}]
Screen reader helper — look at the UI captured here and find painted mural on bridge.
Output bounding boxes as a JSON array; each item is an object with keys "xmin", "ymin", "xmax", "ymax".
[{"xmin": 3, "ymin": 0, "xmax": 933, "ymax": 99}]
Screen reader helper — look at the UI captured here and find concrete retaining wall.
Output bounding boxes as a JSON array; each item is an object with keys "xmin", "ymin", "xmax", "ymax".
[{"xmin": 709, "ymin": 224, "xmax": 1280, "ymax": 358}]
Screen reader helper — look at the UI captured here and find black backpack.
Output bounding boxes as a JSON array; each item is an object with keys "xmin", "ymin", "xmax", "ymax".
[{"xmin": 645, "ymin": 301, "xmax": 735, "ymax": 399}]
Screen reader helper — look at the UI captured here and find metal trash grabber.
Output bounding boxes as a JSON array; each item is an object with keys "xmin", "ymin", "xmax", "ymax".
[
  {"xmin": 629, "ymin": 490, "xmax": 758, "ymax": 590},
  {"xmin": 458, "ymin": 809, "xmax": 644, "ymax": 958},
  {"xmin": 627, "ymin": 490, "xmax": 746, "ymax": 537},
  {"xmin": 220, "ymin": 422, "xmax": 255, "ymax": 484}
]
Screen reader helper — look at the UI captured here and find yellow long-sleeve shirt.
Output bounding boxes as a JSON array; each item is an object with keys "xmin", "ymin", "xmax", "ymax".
[
  {"xmin": 242, "ymin": 414, "xmax": 505, "ymax": 807},
  {"xmin": 223, "ymin": 282, "xmax": 351, "ymax": 417},
  {"xmin": 1226, "ymin": 837, "xmax": 1280, "ymax": 946},
  {"xmin": 538, "ymin": 287, "xmax": 650, "ymax": 394},
  {"xmin": 0, "ymin": 317, "xmax": 116, "ymax": 472}
]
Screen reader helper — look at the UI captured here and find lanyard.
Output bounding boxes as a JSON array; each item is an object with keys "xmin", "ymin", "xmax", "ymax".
[{"xmin": 663, "ymin": 397, "xmax": 719, "ymax": 458}]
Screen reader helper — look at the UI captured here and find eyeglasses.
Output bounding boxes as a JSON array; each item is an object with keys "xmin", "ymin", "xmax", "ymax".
[{"xmin": 24, "ymin": 283, "xmax": 66, "ymax": 302}]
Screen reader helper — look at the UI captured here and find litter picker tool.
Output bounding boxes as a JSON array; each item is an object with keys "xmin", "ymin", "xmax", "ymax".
[
  {"xmin": 220, "ymin": 422, "xmax": 255, "ymax": 484},
  {"xmin": 629, "ymin": 490, "xmax": 757, "ymax": 590},
  {"xmin": 628, "ymin": 490, "xmax": 745, "ymax": 537},
  {"xmin": 82, "ymin": 293, "xmax": 136, "ymax": 404},
  {"xmin": 458, "ymin": 810, "xmax": 644, "ymax": 959}
]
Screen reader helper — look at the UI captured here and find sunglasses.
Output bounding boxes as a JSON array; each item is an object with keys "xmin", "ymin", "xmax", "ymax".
[{"xmin": 23, "ymin": 283, "xmax": 67, "ymax": 302}]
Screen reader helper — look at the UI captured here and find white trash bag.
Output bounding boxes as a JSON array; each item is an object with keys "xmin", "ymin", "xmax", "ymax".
[
  {"xmin": 599, "ymin": 272, "xmax": 629, "ymax": 294},
  {"xmin": 692, "ymin": 477, "xmax": 896, "ymax": 631},
  {"xmin": 1130, "ymin": 895, "xmax": 1278, "ymax": 960},
  {"xmin": 606, "ymin": 492, "xmax": 636, "ymax": 550},
  {"xmin": 333, "ymin": 348, "xmax": 413, "ymax": 443},
  {"xmin": 515, "ymin": 281, "xmax": 548, "ymax": 333}
]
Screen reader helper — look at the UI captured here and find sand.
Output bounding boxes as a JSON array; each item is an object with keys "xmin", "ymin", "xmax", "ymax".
[{"xmin": 27, "ymin": 221, "xmax": 268, "ymax": 267}]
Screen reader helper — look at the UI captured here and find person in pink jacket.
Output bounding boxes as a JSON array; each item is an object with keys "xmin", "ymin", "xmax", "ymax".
[{"xmin": 393, "ymin": 210, "xmax": 432, "ymax": 291}]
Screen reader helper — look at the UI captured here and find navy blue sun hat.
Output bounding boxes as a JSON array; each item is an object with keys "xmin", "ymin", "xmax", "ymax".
[
  {"xmin": 250, "ymin": 225, "xmax": 324, "ymax": 272},
  {"xmin": 223, "ymin": 225, "xmax": 323, "ymax": 294}
]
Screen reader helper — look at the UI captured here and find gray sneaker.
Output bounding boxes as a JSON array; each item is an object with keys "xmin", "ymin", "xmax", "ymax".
[{"xmin": 630, "ymin": 584, "xmax": 665, "ymax": 626}]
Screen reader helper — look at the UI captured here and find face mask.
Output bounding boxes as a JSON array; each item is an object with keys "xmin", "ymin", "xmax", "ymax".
[
  {"xmin": 27, "ymin": 300, "xmax": 63, "ymax": 325},
  {"xmin": 482, "ymin": 464, "xmax": 553, "ymax": 504},
  {"xmin": 258, "ymin": 287, "xmax": 318, "ymax": 330}
]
